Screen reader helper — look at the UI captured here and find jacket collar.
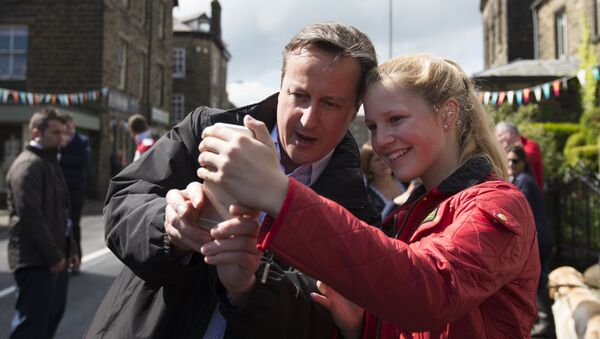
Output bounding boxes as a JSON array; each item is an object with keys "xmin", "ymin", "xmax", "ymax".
[
  {"xmin": 405, "ymin": 155, "xmax": 494, "ymax": 203},
  {"xmin": 26, "ymin": 144, "xmax": 59, "ymax": 161}
]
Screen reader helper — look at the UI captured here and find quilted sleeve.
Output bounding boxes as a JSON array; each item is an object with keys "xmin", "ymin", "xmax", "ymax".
[{"xmin": 260, "ymin": 179, "xmax": 538, "ymax": 330}]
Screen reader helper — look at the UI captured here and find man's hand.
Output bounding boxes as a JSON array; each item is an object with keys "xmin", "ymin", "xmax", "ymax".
[
  {"xmin": 311, "ymin": 281, "xmax": 364, "ymax": 339},
  {"xmin": 201, "ymin": 212, "xmax": 262, "ymax": 306},
  {"xmin": 164, "ymin": 182, "xmax": 212, "ymax": 255},
  {"xmin": 68, "ymin": 255, "xmax": 81, "ymax": 271},
  {"xmin": 50, "ymin": 258, "xmax": 66, "ymax": 273}
]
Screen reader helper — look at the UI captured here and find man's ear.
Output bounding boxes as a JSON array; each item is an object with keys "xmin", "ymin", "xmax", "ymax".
[{"xmin": 31, "ymin": 127, "xmax": 41, "ymax": 141}]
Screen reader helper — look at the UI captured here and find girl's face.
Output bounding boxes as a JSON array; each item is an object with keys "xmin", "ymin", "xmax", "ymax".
[
  {"xmin": 507, "ymin": 151, "xmax": 524, "ymax": 177},
  {"xmin": 368, "ymin": 153, "xmax": 392, "ymax": 179},
  {"xmin": 364, "ymin": 82, "xmax": 457, "ymax": 189}
]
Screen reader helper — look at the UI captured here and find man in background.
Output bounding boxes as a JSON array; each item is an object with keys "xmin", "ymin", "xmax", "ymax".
[
  {"xmin": 128, "ymin": 114, "xmax": 155, "ymax": 161},
  {"xmin": 496, "ymin": 121, "xmax": 545, "ymax": 193},
  {"xmin": 7, "ymin": 109, "xmax": 78, "ymax": 339},
  {"xmin": 59, "ymin": 112, "xmax": 91, "ymax": 273}
]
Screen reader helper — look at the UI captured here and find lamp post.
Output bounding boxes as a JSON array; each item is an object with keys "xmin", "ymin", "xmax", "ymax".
[{"xmin": 389, "ymin": 0, "xmax": 393, "ymax": 59}]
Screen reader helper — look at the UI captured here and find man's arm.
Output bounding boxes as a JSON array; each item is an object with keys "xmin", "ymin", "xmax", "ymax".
[{"xmin": 104, "ymin": 109, "xmax": 210, "ymax": 285}]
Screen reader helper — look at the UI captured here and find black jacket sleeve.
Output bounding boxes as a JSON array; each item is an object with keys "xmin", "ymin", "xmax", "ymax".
[
  {"xmin": 217, "ymin": 259, "xmax": 337, "ymax": 339},
  {"xmin": 104, "ymin": 109, "xmax": 209, "ymax": 285}
]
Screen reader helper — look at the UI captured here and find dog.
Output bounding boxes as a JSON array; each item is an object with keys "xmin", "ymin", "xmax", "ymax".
[{"xmin": 548, "ymin": 266, "xmax": 600, "ymax": 339}]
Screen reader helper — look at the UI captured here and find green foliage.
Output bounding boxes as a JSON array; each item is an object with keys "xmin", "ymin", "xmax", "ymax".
[
  {"xmin": 578, "ymin": 14, "xmax": 599, "ymax": 112},
  {"xmin": 486, "ymin": 103, "xmax": 540, "ymax": 125},
  {"xmin": 520, "ymin": 122, "xmax": 580, "ymax": 181},
  {"xmin": 564, "ymin": 144, "xmax": 600, "ymax": 172}
]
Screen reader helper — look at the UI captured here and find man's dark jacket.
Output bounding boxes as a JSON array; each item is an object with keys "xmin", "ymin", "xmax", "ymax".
[
  {"xmin": 59, "ymin": 132, "xmax": 91, "ymax": 190},
  {"xmin": 7, "ymin": 145, "xmax": 74, "ymax": 271},
  {"xmin": 86, "ymin": 94, "xmax": 380, "ymax": 339}
]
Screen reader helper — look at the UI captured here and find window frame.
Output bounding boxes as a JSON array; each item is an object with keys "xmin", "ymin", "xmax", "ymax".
[
  {"xmin": 0, "ymin": 25, "xmax": 28, "ymax": 80},
  {"xmin": 172, "ymin": 48, "xmax": 186, "ymax": 78},
  {"xmin": 118, "ymin": 40, "xmax": 128, "ymax": 90},
  {"xmin": 172, "ymin": 93, "xmax": 185, "ymax": 123},
  {"xmin": 555, "ymin": 9, "xmax": 568, "ymax": 59}
]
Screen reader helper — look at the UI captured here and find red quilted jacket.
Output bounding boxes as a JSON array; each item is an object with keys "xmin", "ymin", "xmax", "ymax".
[{"xmin": 259, "ymin": 157, "xmax": 540, "ymax": 338}]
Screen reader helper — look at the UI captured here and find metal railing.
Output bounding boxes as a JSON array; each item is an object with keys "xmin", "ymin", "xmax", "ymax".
[{"xmin": 546, "ymin": 166, "xmax": 600, "ymax": 271}]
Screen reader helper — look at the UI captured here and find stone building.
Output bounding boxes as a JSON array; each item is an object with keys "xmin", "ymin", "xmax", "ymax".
[
  {"xmin": 0, "ymin": 0, "xmax": 176, "ymax": 199},
  {"xmin": 172, "ymin": 0, "xmax": 232, "ymax": 124}
]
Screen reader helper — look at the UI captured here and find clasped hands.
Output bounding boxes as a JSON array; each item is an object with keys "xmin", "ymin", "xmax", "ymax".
[{"xmin": 164, "ymin": 116, "xmax": 363, "ymax": 336}]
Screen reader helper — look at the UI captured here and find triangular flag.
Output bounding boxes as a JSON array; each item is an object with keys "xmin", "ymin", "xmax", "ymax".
[
  {"xmin": 491, "ymin": 92, "xmax": 499, "ymax": 106},
  {"xmin": 498, "ymin": 91, "xmax": 506, "ymax": 105},
  {"xmin": 552, "ymin": 80, "xmax": 561, "ymax": 97},
  {"xmin": 1, "ymin": 89, "xmax": 8, "ymax": 103},
  {"xmin": 51, "ymin": 95, "xmax": 57, "ymax": 104},
  {"xmin": 534, "ymin": 86, "xmax": 542, "ymax": 102},
  {"xmin": 577, "ymin": 69, "xmax": 586, "ymax": 86},
  {"xmin": 483, "ymin": 92, "xmax": 491, "ymax": 105},
  {"xmin": 593, "ymin": 67, "xmax": 600, "ymax": 81},
  {"xmin": 101, "ymin": 87, "xmax": 109, "ymax": 97},
  {"xmin": 561, "ymin": 78, "xmax": 568, "ymax": 90},
  {"xmin": 542, "ymin": 83, "xmax": 551, "ymax": 98},
  {"xmin": 523, "ymin": 88, "xmax": 531, "ymax": 104},
  {"xmin": 34, "ymin": 94, "xmax": 39, "ymax": 105},
  {"xmin": 11, "ymin": 91, "xmax": 19, "ymax": 103},
  {"xmin": 19, "ymin": 92, "xmax": 26, "ymax": 104},
  {"xmin": 27, "ymin": 93, "xmax": 34, "ymax": 105},
  {"xmin": 507, "ymin": 91, "xmax": 514, "ymax": 105},
  {"xmin": 516, "ymin": 90, "xmax": 523, "ymax": 105}
]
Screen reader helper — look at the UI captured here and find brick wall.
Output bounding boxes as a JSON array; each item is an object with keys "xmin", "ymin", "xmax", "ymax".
[{"xmin": 536, "ymin": 0, "xmax": 587, "ymax": 60}]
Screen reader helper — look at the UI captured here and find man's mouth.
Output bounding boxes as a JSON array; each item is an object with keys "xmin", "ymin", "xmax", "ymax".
[{"xmin": 295, "ymin": 132, "xmax": 317, "ymax": 145}]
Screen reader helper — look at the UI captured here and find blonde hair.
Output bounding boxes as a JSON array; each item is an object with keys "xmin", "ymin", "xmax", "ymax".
[
  {"xmin": 359, "ymin": 143, "xmax": 376, "ymax": 182},
  {"xmin": 366, "ymin": 54, "xmax": 507, "ymax": 179}
]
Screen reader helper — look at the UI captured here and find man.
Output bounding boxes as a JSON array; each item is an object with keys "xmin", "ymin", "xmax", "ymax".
[
  {"xmin": 86, "ymin": 22, "xmax": 379, "ymax": 338},
  {"xmin": 7, "ymin": 109, "xmax": 78, "ymax": 339},
  {"xmin": 496, "ymin": 121, "xmax": 544, "ymax": 193},
  {"xmin": 128, "ymin": 113, "xmax": 155, "ymax": 161},
  {"xmin": 59, "ymin": 112, "xmax": 91, "ymax": 273}
]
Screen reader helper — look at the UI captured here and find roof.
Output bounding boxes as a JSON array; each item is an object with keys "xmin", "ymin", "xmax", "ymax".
[
  {"xmin": 173, "ymin": 17, "xmax": 192, "ymax": 32},
  {"xmin": 472, "ymin": 58, "xmax": 579, "ymax": 79}
]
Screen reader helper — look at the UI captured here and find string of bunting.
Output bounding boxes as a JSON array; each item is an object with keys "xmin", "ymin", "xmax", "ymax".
[
  {"xmin": 0, "ymin": 87, "xmax": 109, "ymax": 106},
  {"xmin": 476, "ymin": 66, "xmax": 600, "ymax": 106}
]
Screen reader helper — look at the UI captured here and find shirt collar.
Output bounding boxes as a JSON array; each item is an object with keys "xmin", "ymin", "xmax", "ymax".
[
  {"xmin": 29, "ymin": 140, "xmax": 43, "ymax": 149},
  {"xmin": 271, "ymin": 126, "xmax": 333, "ymax": 186}
]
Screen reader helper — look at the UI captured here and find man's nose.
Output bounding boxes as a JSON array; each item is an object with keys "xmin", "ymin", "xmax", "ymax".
[{"xmin": 299, "ymin": 104, "xmax": 319, "ymax": 128}]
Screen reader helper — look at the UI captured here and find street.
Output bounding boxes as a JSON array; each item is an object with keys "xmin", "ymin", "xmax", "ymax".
[{"xmin": 0, "ymin": 211, "xmax": 124, "ymax": 339}]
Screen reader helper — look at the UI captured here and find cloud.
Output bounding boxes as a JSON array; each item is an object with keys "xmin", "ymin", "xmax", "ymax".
[
  {"xmin": 174, "ymin": 0, "xmax": 483, "ymax": 106},
  {"xmin": 227, "ymin": 81, "xmax": 278, "ymax": 108}
]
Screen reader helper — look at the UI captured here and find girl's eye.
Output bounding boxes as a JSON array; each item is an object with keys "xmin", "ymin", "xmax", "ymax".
[{"xmin": 366, "ymin": 124, "xmax": 376, "ymax": 132}]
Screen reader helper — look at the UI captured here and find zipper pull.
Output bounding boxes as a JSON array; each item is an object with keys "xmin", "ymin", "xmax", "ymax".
[{"xmin": 260, "ymin": 252, "xmax": 275, "ymax": 284}]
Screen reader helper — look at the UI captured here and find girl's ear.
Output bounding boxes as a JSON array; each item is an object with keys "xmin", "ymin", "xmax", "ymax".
[{"xmin": 440, "ymin": 99, "xmax": 460, "ymax": 130}]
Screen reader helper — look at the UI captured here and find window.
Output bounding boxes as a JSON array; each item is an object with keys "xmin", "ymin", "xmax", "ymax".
[
  {"xmin": 172, "ymin": 48, "xmax": 185, "ymax": 78},
  {"xmin": 156, "ymin": 65, "xmax": 164, "ymax": 106},
  {"xmin": 172, "ymin": 93, "xmax": 185, "ymax": 122},
  {"xmin": 157, "ymin": 2, "xmax": 165, "ymax": 40},
  {"xmin": 555, "ymin": 10, "xmax": 568, "ymax": 59},
  {"xmin": 143, "ymin": 0, "xmax": 150, "ymax": 31},
  {"xmin": 118, "ymin": 40, "xmax": 127, "ymax": 90},
  {"xmin": 0, "ymin": 26, "xmax": 28, "ymax": 80}
]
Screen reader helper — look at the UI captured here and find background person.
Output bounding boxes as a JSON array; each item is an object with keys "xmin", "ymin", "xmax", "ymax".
[
  {"xmin": 86, "ymin": 22, "xmax": 380, "ymax": 339},
  {"xmin": 127, "ymin": 114, "xmax": 155, "ymax": 161},
  {"xmin": 507, "ymin": 146, "xmax": 556, "ymax": 338},
  {"xmin": 7, "ymin": 109, "xmax": 78, "ymax": 339},
  {"xmin": 496, "ymin": 121, "xmax": 544, "ymax": 193},
  {"xmin": 59, "ymin": 112, "xmax": 91, "ymax": 272},
  {"xmin": 360, "ymin": 143, "xmax": 405, "ymax": 220},
  {"xmin": 199, "ymin": 54, "xmax": 540, "ymax": 338}
]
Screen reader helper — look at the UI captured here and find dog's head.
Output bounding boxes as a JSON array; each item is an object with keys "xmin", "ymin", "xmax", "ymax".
[{"xmin": 548, "ymin": 266, "xmax": 587, "ymax": 299}]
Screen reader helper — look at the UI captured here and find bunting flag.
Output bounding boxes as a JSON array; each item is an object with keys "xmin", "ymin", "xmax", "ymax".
[
  {"xmin": 577, "ymin": 69, "xmax": 587, "ymax": 86},
  {"xmin": 594, "ymin": 67, "xmax": 600, "ymax": 81},
  {"xmin": 506, "ymin": 91, "xmax": 514, "ymax": 105},
  {"xmin": 534, "ymin": 86, "xmax": 542, "ymax": 102},
  {"xmin": 0, "ymin": 87, "xmax": 108, "ymax": 106},
  {"xmin": 552, "ymin": 80, "xmax": 561, "ymax": 97},
  {"xmin": 483, "ymin": 91, "xmax": 491, "ymax": 105},
  {"xmin": 498, "ymin": 91, "xmax": 506, "ymax": 105},
  {"xmin": 491, "ymin": 92, "xmax": 499, "ymax": 106},
  {"xmin": 542, "ymin": 83, "xmax": 551, "ymax": 99},
  {"xmin": 516, "ymin": 90, "xmax": 523, "ymax": 105},
  {"xmin": 523, "ymin": 88, "xmax": 531, "ymax": 104}
]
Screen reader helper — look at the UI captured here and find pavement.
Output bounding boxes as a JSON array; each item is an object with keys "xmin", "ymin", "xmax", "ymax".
[{"xmin": 0, "ymin": 199, "xmax": 104, "ymax": 230}]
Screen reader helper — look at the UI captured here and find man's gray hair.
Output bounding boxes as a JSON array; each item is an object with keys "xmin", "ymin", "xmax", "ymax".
[
  {"xmin": 281, "ymin": 22, "xmax": 377, "ymax": 102},
  {"xmin": 495, "ymin": 121, "xmax": 520, "ymax": 136}
]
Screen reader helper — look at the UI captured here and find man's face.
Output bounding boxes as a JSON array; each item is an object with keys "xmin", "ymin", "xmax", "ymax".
[
  {"xmin": 34, "ymin": 119, "xmax": 66, "ymax": 150},
  {"xmin": 495, "ymin": 128, "xmax": 515, "ymax": 151},
  {"xmin": 276, "ymin": 47, "xmax": 360, "ymax": 168}
]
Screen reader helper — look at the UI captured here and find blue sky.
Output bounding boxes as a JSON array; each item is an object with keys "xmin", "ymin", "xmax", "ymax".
[{"xmin": 174, "ymin": 0, "xmax": 484, "ymax": 107}]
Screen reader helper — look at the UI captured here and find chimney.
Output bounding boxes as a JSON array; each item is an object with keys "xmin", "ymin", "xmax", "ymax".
[{"xmin": 210, "ymin": 0, "xmax": 221, "ymax": 40}]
